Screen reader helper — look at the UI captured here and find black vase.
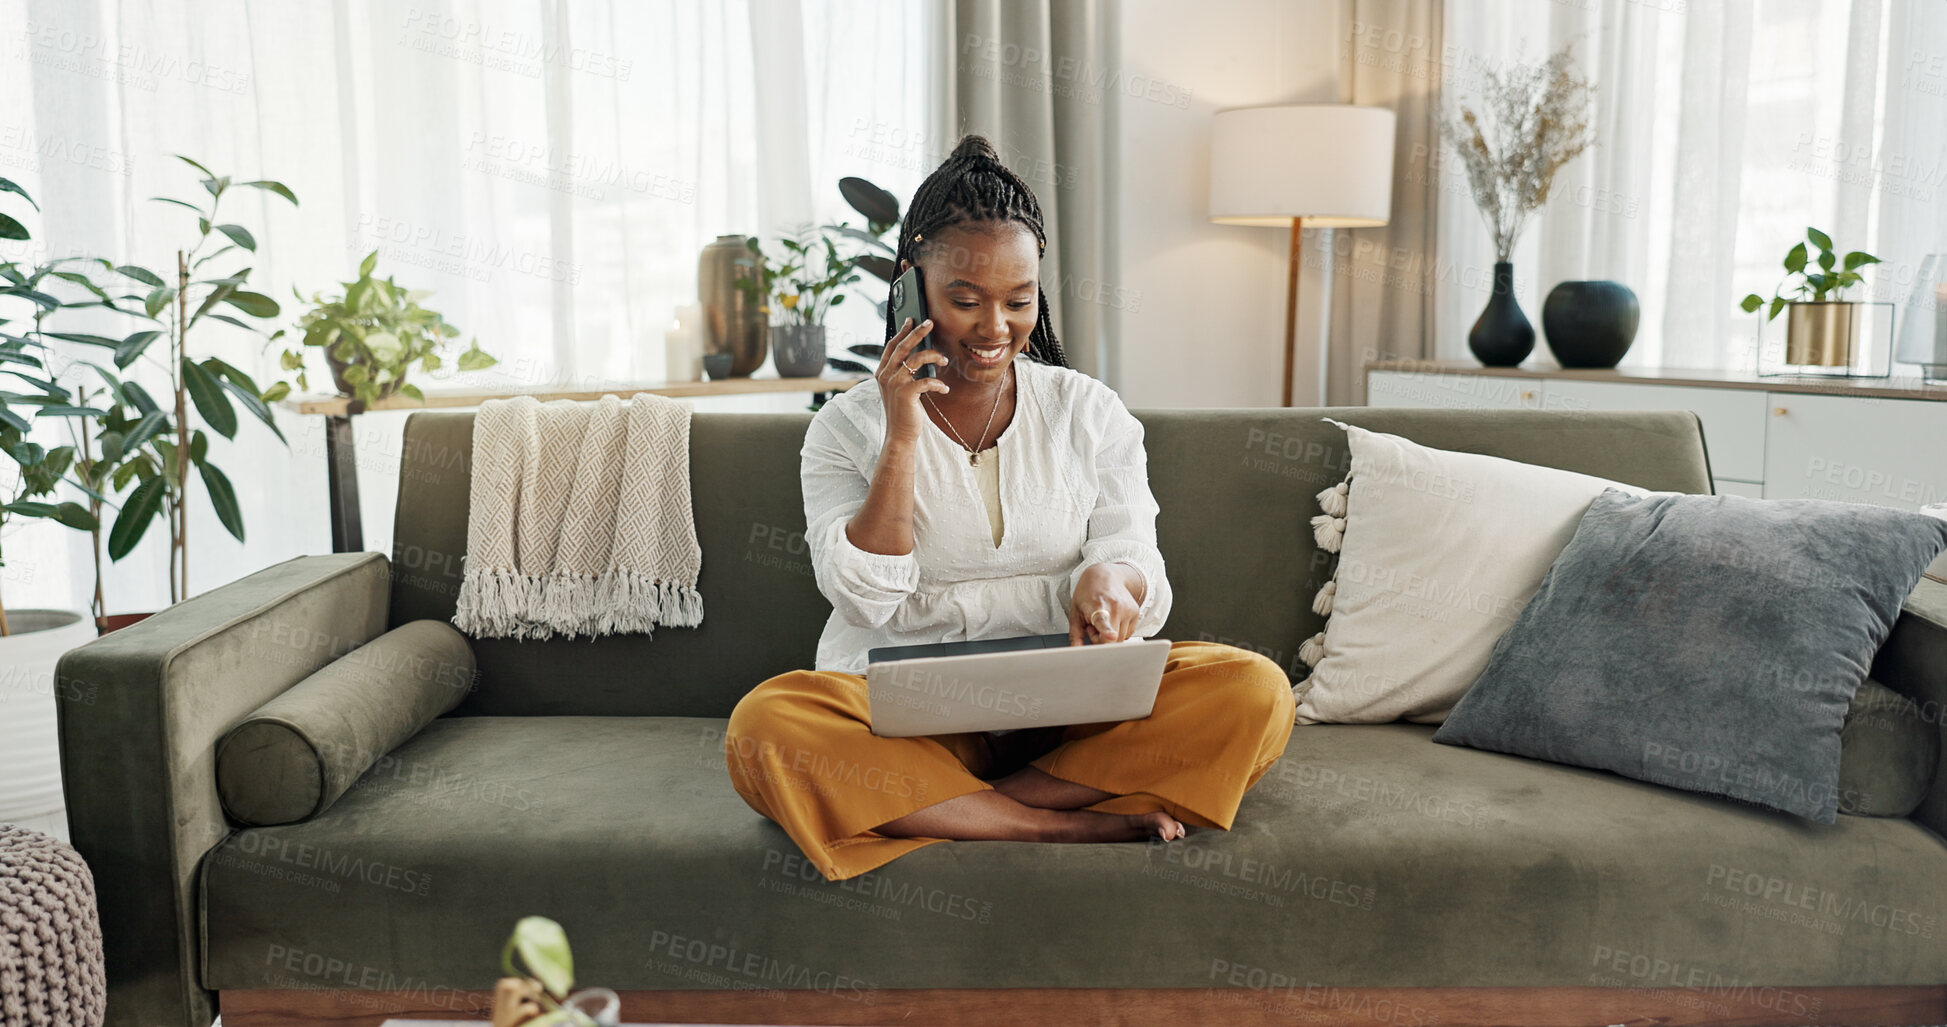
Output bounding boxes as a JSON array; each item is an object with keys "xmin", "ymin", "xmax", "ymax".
[
  {"xmin": 1542, "ymin": 281, "xmax": 1641, "ymax": 369},
  {"xmin": 1468, "ymin": 261, "xmax": 1536, "ymax": 367}
]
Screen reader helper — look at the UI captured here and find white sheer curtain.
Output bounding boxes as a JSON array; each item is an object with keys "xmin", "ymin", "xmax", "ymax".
[
  {"xmin": 1, "ymin": 0, "xmax": 931, "ymax": 619},
  {"xmin": 1435, "ymin": 0, "xmax": 1947, "ymax": 371}
]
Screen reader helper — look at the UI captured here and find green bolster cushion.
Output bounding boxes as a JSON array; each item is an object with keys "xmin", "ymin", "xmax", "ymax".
[
  {"xmin": 216, "ymin": 619, "xmax": 475, "ymax": 826},
  {"xmin": 1838, "ymin": 679, "xmax": 1941, "ymax": 817}
]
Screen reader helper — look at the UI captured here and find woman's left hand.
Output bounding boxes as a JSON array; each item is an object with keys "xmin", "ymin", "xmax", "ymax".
[{"xmin": 1068, "ymin": 562, "xmax": 1145, "ymax": 645}]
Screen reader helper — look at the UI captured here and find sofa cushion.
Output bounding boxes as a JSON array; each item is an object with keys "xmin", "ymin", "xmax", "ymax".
[
  {"xmin": 216, "ymin": 620, "xmax": 476, "ymax": 826},
  {"xmin": 1840, "ymin": 680, "xmax": 1940, "ymax": 817},
  {"xmin": 1294, "ymin": 420, "xmax": 1647, "ymax": 725},
  {"xmin": 199, "ymin": 716, "xmax": 1947, "ymax": 992},
  {"xmin": 1434, "ymin": 490, "xmax": 1947, "ymax": 823}
]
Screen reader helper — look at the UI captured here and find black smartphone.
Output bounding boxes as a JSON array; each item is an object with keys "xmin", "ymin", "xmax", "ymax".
[{"xmin": 888, "ymin": 265, "xmax": 935, "ymax": 379}]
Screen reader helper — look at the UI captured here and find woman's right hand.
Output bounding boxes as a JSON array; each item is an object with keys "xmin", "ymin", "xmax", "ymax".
[{"xmin": 876, "ymin": 317, "xmax": 950, "ymax": 446}]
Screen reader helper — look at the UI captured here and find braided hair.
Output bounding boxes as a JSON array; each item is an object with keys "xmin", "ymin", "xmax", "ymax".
[{"xmin": 884, "ymin": 135, "xmax": 1069, "ymax": 368}]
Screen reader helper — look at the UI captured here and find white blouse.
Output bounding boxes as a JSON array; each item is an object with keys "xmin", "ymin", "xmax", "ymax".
[{"xmin": 801, "ymin": 357, "xmax": 1173, "ymax": 674}]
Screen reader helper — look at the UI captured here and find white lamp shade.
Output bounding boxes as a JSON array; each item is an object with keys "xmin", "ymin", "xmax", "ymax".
[{"xmin": 1208, "ymin": 105, "xmax": 1397, "ymax": 228}]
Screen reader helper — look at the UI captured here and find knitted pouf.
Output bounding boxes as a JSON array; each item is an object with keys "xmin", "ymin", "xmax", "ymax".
[{"xmin": 0, "ymin": 825, "xmax": 106, "ymax": 1027}]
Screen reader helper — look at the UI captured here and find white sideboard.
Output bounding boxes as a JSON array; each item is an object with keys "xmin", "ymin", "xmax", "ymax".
[{"xmin": 1365, "ymin": 363, "xmax": 1947, "ymax": 512}]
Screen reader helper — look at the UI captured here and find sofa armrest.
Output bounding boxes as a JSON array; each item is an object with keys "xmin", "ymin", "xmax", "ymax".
[
  {"xmin": 55, "ymin": 553, "xmax": 392, "ymax": 1027},
  {"xmin": 1873, "ymin": 574, "xmax": 1947, "ymax": 838}
]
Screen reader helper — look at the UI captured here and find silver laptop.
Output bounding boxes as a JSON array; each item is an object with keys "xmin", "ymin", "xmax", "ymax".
[{"xmin": 866, "ymin": 634, "xmax": 1171, "ymax": 737}]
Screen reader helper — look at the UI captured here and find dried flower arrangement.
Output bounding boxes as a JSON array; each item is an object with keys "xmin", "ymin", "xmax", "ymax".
[{"xmin": 1439, "ymin": 45, "xmax": 1595, "ymax": 262}]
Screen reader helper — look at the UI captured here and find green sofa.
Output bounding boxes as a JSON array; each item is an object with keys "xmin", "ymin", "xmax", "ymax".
[{"xmin": 56, "ymin": 407, "xmax": 1947, "ymax": 1027}]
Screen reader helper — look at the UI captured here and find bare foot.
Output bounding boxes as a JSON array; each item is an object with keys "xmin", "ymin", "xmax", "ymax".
[{"xmin": 875, "ymin": 789, "xmax": 1187, "ymax": 844}]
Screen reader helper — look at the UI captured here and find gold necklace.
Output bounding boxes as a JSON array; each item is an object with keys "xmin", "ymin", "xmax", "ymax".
[{"xmin": 926, "ymin": 363, "xmax": 1011, "ymax": 466}]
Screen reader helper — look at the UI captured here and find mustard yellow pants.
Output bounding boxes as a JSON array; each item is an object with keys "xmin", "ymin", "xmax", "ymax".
[{"xmin": 724, "ymin": 640, "xmax": 1297, "ymax": 881}]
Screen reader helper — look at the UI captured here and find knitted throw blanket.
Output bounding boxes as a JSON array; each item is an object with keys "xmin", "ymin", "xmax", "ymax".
[{"xmin": 452, "ymin": 392, "xmax": 704, "ymax": 640}]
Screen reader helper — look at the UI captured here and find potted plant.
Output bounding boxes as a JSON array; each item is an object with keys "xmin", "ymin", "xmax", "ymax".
[
  {"xmin": 737, "ymin": 229, "xmax": 862, "ymax": 378},
  {"xmin": 1740, "ymin": 227, "xmax": 1881, "ymax": 370},
  {"xmin": 273, "ymin": 250, "xmax": 497, "ymax": 408},
  {"xmin": 491, "ymin": 917, "xmax": 618, "ymax": 1027},
  {"xmin": 823, "ymin": 176, "xmax": 903, "ymax": 378},
  {"xmin": 1439, "ymin": 43, "xmax": 1594, "ymax": 366},
  {"xmin": 84, "ymin": 156, "xmax": 298, "ymax": 608},
  {"xmin": 0, "ymin": 176, "xmax": 125, "ymax": 836}
]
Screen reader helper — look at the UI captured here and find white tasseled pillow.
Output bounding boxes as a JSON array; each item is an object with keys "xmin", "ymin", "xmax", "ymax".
[{"xmin": 1294, "ymin": 418, "xmax": 1645, "ymax": 724}]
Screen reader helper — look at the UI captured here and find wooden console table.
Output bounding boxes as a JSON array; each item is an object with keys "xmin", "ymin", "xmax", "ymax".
[{"xmin": 278, "ymin": 376, "xmax": 866, "ymax": 554}]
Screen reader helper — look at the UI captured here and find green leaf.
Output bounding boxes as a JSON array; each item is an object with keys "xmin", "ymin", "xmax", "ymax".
[
  {"xmin": 1784, "ymin": 243, "xmax": 1807, "ymax": 274},
  {"xmin": 3, "ymin": 501, "xmax": 61, "ymax": 518},
  {"xmin": 239, "ymin": 180, "xmax": 299, "ymax": 206},
  {"xmin": 176, "ymin": 155, "xmax": 217, "ymax": 178},
  {"xmin": 359, "ymin": 250, "xmax": 379, "ymax": 278},
  {"xmin": 190, "ymin": 429, "xmax": 208, "ymax": 464},
  {"xmin": 55, "ymin": 501, "xmax": 97, "ymax": 530},
  {"xmin": 205, "ymin": 313, "xmax": 262, "ymax": 333},
  {"xmin": 456, "ymin": 339, "xmax": 498, "ymax": 371},
  {"xmin": 0, "ymin": 178, "xmax": 38, "ymax": 211},
  {"xmin": 122, "ymin": 409, "xmax": 168, "ymax": 452},
  {"xmin": 122, "ymin": 381, "xmax": 161, "ymax": 416},
  {"xmin": 114, "ymin": 265, "xmax": 166, "ymax": 287},
  {"xmin": 0, "ymin": 403, "xmax": 27, "ymax": 433},
  {"xmin": 199, "ymin": 462, "xmax": 244, "ymax": 541},
  {"xmin": 261, "ymin": 381, "xmax": 290, "ymax": 402},
  {"xmin": 204, "ymin": 359, "xmax": 286, "ymax": 444},
  {"xmin": 192, "ymin": 245, "xmax": 239, "ymax": 269},
  {"xmin": 116, "ymin": 330, "xmax": 163, "ymax": 369},
  {"xmin": 1807, "ymin": 227, "xmax": 1833, "ymax": 252},
  {"xmin": 182, "ymin": 358, "xmax": 238, "ymax": 438},
  {"xmin": 0, "ymin": 213, "xmax": 29, "ymax": 241},
  {"xmin": 399, "ymin": 383, "xmax": 424, "ymax": 401},
  {"xmin": 1844, "ymin": 251, "xmax": 1880, "ymax": 270},
  {"xmin": 1740, "ymin": 294, "xmax": 1764, "ymax": 313},
  {"xmin": 214, "ymin": 224, "xmax": 257, "ymax": 252},
  {"xmin": 45, "ymin": 332, "xmax": 122, "ymax": 348},
  {"xmin": 1768, "ymin": 297, "xmax": 1786, "ymax": 321},
  {"xmin": 0, "ymin": 286, "xmax": 60, "ymax": 310},
  {"xmin": 108, "ymin": 474, "xmax": 167, "ymax": 560},
  {"xmin": 1817, "ymin": 249, "xmax": 1835, "ymax": 271},
  {"xmin": 222, "ymin": 290, "xmax": 279, "ymax": 318},
  {"xmin": 151, "ymin": 197, "xmax": 207, "ymax": 215},
  {"xmin": 507, "ymin": 917, "xmax": 575, "ymax": 999},
  {"xmin": 145, "ymin": 286, "xmax": 178, "ymax": 318}
]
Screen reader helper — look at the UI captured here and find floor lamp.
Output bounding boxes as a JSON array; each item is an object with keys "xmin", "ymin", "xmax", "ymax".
[{"xmin": 1208, "ymin": 105, "xmax": 1396, "ymax": 407}]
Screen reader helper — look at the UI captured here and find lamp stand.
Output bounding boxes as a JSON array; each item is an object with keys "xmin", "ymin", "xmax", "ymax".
[{"xmin": 1281, "ymin": 216, "xmax": 1304, "ymax": 407}]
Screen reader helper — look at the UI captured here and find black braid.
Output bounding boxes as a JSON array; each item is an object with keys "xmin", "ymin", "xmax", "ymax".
[{"xmin": 883, "ymin": 135, "xmax": 1069, "ymax": 368}]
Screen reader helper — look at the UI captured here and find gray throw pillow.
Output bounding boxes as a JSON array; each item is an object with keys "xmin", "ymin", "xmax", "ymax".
[{"xmin": 1433, "ymin": 490, "xmax": 1947, "ymax": 823}]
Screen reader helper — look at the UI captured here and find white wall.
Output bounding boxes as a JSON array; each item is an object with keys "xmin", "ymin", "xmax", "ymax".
[{"xmin": 1113, "ymin": 0, "xmax": 1342, "ymax": 409}]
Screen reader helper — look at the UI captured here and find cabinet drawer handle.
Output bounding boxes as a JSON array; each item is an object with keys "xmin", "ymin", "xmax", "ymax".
[
  {"xmin": 1522, "ymin": 390, "xmax": 1537, "ymax": 401},
  {"xmin": 1773, "ymin": 406, "xmax": 1789, "ymax": 416}
]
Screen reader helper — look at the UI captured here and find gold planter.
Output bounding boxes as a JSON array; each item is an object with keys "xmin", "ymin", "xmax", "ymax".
[{"xmin": 1784, "ymin": 302, "xmax": 1861, "ymax": 368}]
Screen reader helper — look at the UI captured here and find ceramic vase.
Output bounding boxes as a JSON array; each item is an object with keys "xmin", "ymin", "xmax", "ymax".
[
  {"xmin": 698, "ymin": 235, "xmax": 768, "ymax": 377},
  {"xmin": 1542, "ymin": 281, "xmax": 1640, "ymax": 369},
  {"xmin": 1469, "ymin": 261, "xmax": 1536, "ymax": 367},
  {"xmin": 771, "ymin": 324, "xmax": 828, "ymax": 378}
]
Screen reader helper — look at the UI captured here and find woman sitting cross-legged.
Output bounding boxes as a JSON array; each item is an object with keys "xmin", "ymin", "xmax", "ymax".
[{"xmin": 725, "ymin": 135, "xmax": 1296, "ymax": 882}]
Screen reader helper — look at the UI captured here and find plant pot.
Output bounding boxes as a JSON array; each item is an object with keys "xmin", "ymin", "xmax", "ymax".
[
  {"xmin": 99, "ymin": 611, "xmax": 156, "ymax": 634},
  {"xmin": 0, "ymin": 609, "xmax": 99, "ymax": 841},
  {"xmin": 1542, "ymin": 281, "xmax": 1640, "ymax": 369},
  {"xmin": 327, "ymin": 350, "xmax": 406, "ymax": 402},
  {"xmin": 1785, "ymin": 302, "xmax": 1861, "ymax": 368},
  {"xmin": 771, "ymin": 324, "xmax": 828, "ymax": 378},
  {"xmin": 698, "ymin": 235, "xmax": 769, "ymax": 377},
  {"xmin": 1469, "ymin": 262, "xmax": 1536, "ymax": 367}
]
